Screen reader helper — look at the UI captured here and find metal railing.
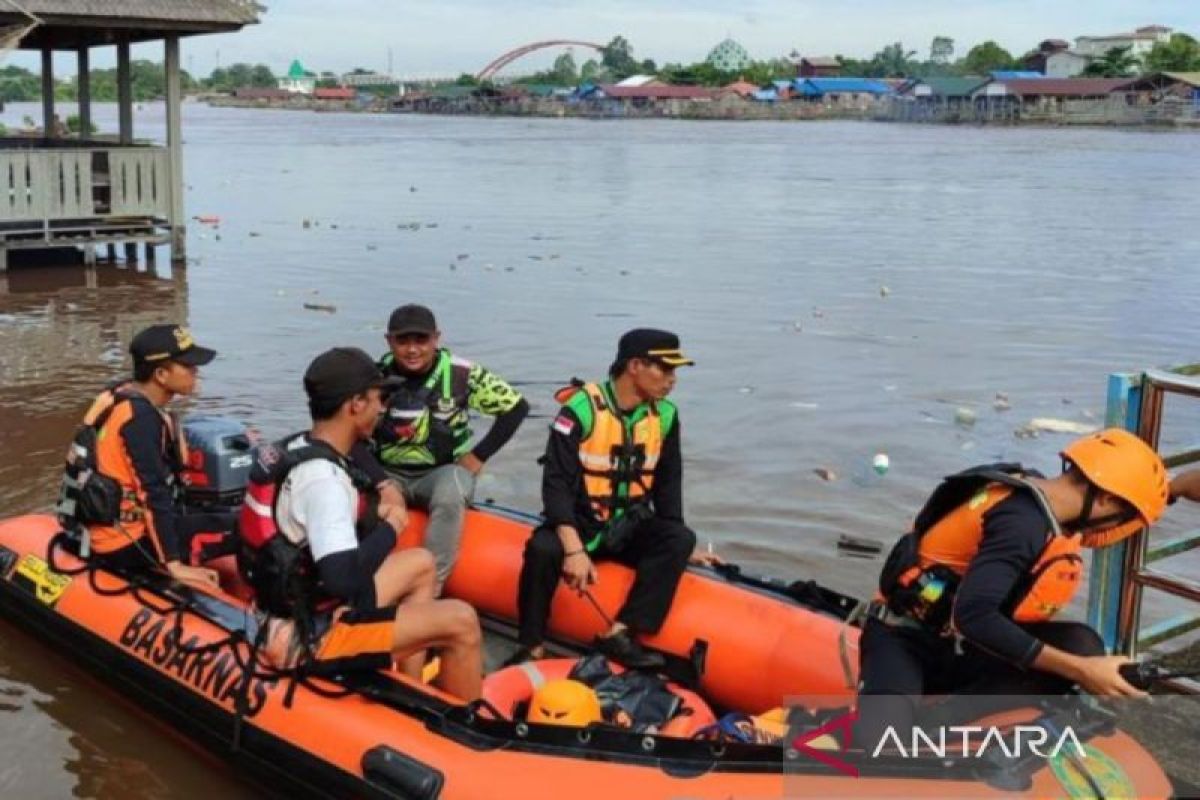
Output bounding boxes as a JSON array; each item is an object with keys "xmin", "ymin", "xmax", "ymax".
[{"xmin": 1088, "ymin": 368, "xmax": 1200, "ymax": 686}]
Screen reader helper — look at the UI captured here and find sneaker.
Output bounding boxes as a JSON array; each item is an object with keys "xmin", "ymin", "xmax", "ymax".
[
  {"xmin": 593, "ymin": 629, "xmax": 665, "ymax": 670},
  {"xmin": 500, "ymin": 645, "xmax": 542, "ymax": 669}
]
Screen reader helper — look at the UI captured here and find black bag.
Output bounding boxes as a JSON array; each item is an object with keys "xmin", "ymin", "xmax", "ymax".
[
  {"xmin": 57, "ymin": 419, "xmax": 124, "ymax": 528},
  {"xmin": 569, "ymin": 654, "xmax": 683, "ymax": 732},
  {"xmin": 600, "ymin": 502, "xmax": 654, "ymax": 553}
]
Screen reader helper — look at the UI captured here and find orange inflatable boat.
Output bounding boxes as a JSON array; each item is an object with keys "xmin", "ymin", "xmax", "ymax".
[{"xmin": 0, "ymin": 508, "xmax": 1174, "ymax": 799}]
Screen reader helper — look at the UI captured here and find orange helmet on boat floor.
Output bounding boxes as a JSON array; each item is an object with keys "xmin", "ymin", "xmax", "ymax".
[
  {"xmin": 528, "ymin": 679, "xmax": 602, "ymax": 727},
  {"xmin": 1061, "ymin": 428, "xmax": 1169, "ymax": 548}
]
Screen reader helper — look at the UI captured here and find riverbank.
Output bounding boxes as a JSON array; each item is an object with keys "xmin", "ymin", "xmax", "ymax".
[{"xmin": 205, "ymin": 93, "xmax": 1200, "ymax": 127}]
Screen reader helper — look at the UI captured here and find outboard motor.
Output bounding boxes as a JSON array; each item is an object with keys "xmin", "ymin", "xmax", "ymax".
[{"xmin": 181, "ymin": 416, "xmax": 256, "ymax": 511}]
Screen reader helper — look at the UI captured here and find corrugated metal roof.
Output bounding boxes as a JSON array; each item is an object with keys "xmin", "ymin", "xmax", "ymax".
[
  {"xmin": 988, "ymin": 78, "xmax": 1128, "ymax": 96},
  {"xmin": 990, "ymin": 70, "xmax": 1044, "ymax": 80},
  {"xmin": 801, "ymin": 56, "xmax": 841, "ymax": 67},
  {"xmin": 598, "ymin": 85, "xmax": 715, "ymax": 100},
  {"xmin": 907, "ymin": 77, "xmax": 990, "ymax": 98},
  {"xmin": 1114, "ymin": 72, "xmax": 1200, "ymax": 92},
  {"xmin": 6, "ymin": 0, "xmax": 260, "ymax": 24},
  {"xmin": 793, "ymin": 77, "xmax": 893, "ymax": 96}
]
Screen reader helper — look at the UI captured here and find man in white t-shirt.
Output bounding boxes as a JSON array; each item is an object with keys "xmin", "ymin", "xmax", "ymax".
[{"xmin": 269, "ymin": 346, "xmax": 482, "ymax": 700}]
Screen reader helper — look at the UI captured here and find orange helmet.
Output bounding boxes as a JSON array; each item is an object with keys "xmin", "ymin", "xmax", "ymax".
[
  {"xmin": 528, "ymin": 679, "xmax": 602, "ymax": 727},
  {"xmin": 1061, "ymin": 428, "xmax": 1169, "ymax": 548}
]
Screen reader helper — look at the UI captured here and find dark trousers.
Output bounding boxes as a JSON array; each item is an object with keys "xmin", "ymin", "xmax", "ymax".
[
  {"xmin": 516, "ymin": 516, "xmax": 696, "ymax": 646},
  {"xmin": 95, "ymin": 510, "xmax": 237, "ymax": 574},
  {"xmin": 854, "ymin": 617, "xmax": 1106, "ymax": 748}
]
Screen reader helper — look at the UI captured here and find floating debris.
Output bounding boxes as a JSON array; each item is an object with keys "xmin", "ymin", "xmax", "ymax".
[
  {"xmin": 738, "ymin": 386, "xmax": 755, "ymax": 395},
  {"xmin": 879, "ymin": 285, "xmax": 891, "ymax": 298},
  {"xmin": 425, "ymin": 223, "xmax": 438, "ymax": 229},
  {"xmin": 1062, "ymin": 398, "xmax": 1074, "ymax": 405},
  {"xmin": 1026, "ymin": 417, "xmax": 1099, "ymax": 435},
  {"xmin": 366, "ymin": 244, "xmax": 377, "ymax": 251},
  {"xmin": 302, "ymin": 218, "xmax": 312, "ymax": 229},
  {"xmin": 194, "ymin": 215, "xmax": 220, "ymax": 225},
  {"xmin": 813, "ymin": 467, "xmax": 838, "ymax": 482},
  {"xmin": 504, "ymin": 266, "xmax": 515, "ymax": 273},
  {"xmin": 449, "ymin": 263, "xmax": 456, "ymax": 271},
  {"xmin": 993, "ymin": 392, "xmax": 1011, "ymax": 412},
  {"xmin": 484, "ymin": 263, "xmax": 494, "ymax": 271},
  {"xmin": 837, "ymin": 534, "xmax": 883, "ymax": 558},
  {"xmin": 790, "ymin": 401, "xmax": 819, "ymax": 410},
  {"xmin": 215, "ymin": 234, "xmax": 221, "ymax": 241},
  {"xmin": 457, "ymin": 253, "xmax": 470, "ymax": 261},
  {"xmin": 812, "ymin": 308, "xmax": 825, "ymax": 318},
  {"xmin": 548, "ymin": 254, "xmax": 561, "ymax": 260},
  {"xmin": 954, "ymin": 407, "xmax": 977, "ymax": 428},
  {"xmin": 409, "ymin": 186, "xmax": 417, "ymax": 192},
  {"xmin": 528, "ymin": 255, "xmax": 543, "ymax": 261},
  {"xmin": 302, "ymin": 302, "xmax": 337, "ymax": 314},
  {"xmin": 619, "ymin": 269, "xmax": 630, "ymax": 276},
  {"xmin": 961, "ymin": 440, "xmax": 977, "ymax": 450},
  {"xmin": 872, "ymin": 453, "xmax": 890, "ymax": 475},
  {"xmin": 248, "ymin": 231, "xmax": 261, "ymax": 237},
  {"xmin": 330, "ymin": 224, "xmax": 339, "ymax": 230},
  {"xmin": 792, "ymin": 321, "xmax": 803, "ymax": 332},
  {"xmin": 399, "ymin": 222, "xmax": 421, "ymax": 231}
]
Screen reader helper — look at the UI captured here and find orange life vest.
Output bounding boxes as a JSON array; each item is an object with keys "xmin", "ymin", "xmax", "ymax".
[
  {"xmin": 84, "ymin": 387, "xmax": 187, "ymax": 560},
  {"xmin": 914, "ymin": 483, "xmax": 1083, "ymax": 623},
  {"xmin": 879, "ymin": 466, "xmax": 1083, "ymax": 627},
  {"xmin": 557, "ymin": 381, "xmax": 676, "ymax": 530}
]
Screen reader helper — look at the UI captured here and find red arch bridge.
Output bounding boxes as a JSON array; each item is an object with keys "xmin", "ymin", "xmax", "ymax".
[{"xmin": 476, "ymin": 40, "xmax": 605, "ymax": 81}]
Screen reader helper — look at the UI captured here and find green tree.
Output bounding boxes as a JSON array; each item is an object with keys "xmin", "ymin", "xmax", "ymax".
[
  {"xmin": 249, "ymin": 64, "xmax": 276, "ymax": 87},
  {"xmin": 580, "ymin": 59, "xmax": 601, "ymax": 82},
  {"xmin": 551, "ymin": 52, "xmax": 578, "ymax": 85},
  {"xmin": 601, "ymin": 35, "xmax": 640, "ymax": 81},
  {"xmin": 455, "ymin": 73, "xmax": 480, "ymax": 86},
  {"xmin": 1144, "ymin": 33, "xmax": 1200, "ymax": 72},
  {"xmin": 960, "ymin": 41, "xmax": 1017, "ymax": 75},
  {"xmin": 930, "ymin": 36, "xmax": 955, "ymax": 65},
  {"xmin": 1082, "ymin": 45, "xmax": 1141, "ymax": 77}
]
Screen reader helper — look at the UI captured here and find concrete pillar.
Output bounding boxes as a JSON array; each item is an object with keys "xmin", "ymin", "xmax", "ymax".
[
  {"xmin": 117, "ymin": 41, "xmax": 133, "ymax": 144},
  {"xmin": 41, "ymin": 47, "xmax": 54, "ymax": 138},
  {"xmin": 77, "ymin": 47, "xmax": 91, "ymax": 139},
  {"xmin": 164, "ymin": 36, "xmax": 186, "ymax": 262},
  {"xmin": 106, "ymin": 243, "xmax": 116, "ymax": 262},
  {"xmin": 124, "ymin": 243, "xmax": 138, "ymax": 265}
]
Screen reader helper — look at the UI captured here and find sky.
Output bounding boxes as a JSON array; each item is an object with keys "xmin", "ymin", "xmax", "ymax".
[{"xmin": 9, "ymin": 1, "xmax": 1200, "ymax": 80}]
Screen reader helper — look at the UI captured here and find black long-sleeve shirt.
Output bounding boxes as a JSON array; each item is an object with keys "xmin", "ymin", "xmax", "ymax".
[
  {"xmin": 952, "ymin": 491, "xmax": 1056, "ymax": 668},
  {"xmin": 118, "ymin": 397, "xmax": 184, "ymax": 562},
  {"xmin": 541, "ymin": 405, "xmax": 684, "ymax": 532}
]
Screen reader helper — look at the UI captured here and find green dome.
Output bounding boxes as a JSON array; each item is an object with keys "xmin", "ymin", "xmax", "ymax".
[
  {"xmin": 287, "ymin": 59, "xmax": 307, "ymax": 79},
  {"xmin": 706, "ymin": 38, "xmax": 751, "ymax": 72}
]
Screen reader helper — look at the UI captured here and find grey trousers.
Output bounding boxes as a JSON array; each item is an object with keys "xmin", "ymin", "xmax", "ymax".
[{"xmin": 388, "ymin": 463, "xmax": 476, "ymax": 586}]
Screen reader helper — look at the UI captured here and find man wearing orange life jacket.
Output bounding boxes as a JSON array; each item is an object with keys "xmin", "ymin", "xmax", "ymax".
[
  {"xmin": 507, "ymin": 329, "xmax": 719, "ymax": 670},
  {"xmin": 70, "ymin": 325, "xmax": 230, "ymax": 588},
  {"xmin": 855, "ymin": 428, "xmax": 1170, "ymax": 746}
]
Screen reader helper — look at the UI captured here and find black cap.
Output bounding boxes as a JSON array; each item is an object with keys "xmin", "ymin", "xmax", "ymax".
[
  {"xmin": 615, "ymin": 328, "xmax": 695, "ymax": 367},
  {"xmin": 304, "ymin": 347, "xmax": 401, "ymax": 407},
  {"xmin": 130, "ymin": 324, "xmax": 217, "ymax": 367},
  {"xmin": 387, "ymin": 304, "xmax": 438, "ymax": 336}
]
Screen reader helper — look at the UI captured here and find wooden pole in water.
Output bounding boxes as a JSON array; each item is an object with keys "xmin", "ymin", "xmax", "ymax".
[
  {"xmin": 164, "ymin": 35, "xmax": 186, "ymax": 263},
  {"xmin": 77, "ymin": 47, "xmax": 91, "ymax": 139},
  {"xmin": 40, "ymin": 46, "xmax": 54, "ymax": 138},
  {"xmin": 117, "ymin": 41, "xmax": 133, "ymax": 144}
]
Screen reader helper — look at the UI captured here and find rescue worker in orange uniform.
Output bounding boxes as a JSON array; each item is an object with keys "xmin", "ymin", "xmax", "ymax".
[
  {"xmin": 508, "ymin": 329, "xmax": 719, "ymax": 669},
  {"xmin": 855, "ymin": 429, "xmax": 1170, "ymax": 746},
  {"xmin": 68, "ymin": 325, "xmax": 230, "ymax": 587}
]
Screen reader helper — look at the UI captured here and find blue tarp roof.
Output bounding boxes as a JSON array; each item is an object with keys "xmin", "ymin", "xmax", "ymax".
[
  {"xmin": 990, "ymin": 70, "xmax": 1044, "ymax": 80},
  {"xmin": 792, "ymin": 77, "xmax": 893, "ymax": 96},
  {"xmin": 753, "ymin": 88, "xmax": 779, "ymax": 101},
  {"xmin": 771, "ymin": 79, "xmax": 792, "ymax": 91}
]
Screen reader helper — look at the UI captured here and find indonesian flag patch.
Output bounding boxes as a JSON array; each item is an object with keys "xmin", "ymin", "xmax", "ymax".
[{"xmin": 552, "ymin": 413, "xmax": 576, "ymax": 436}]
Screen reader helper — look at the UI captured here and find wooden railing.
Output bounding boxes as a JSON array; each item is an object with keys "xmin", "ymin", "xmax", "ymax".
[{"xmin": 0, "ymin": 145, "xmax": 171, "ymax": 226}]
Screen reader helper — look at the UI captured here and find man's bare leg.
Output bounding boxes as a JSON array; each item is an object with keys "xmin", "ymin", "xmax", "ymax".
[{"xmin": 389, "ymin": 598, "xmax": 482, "ymax": 700}]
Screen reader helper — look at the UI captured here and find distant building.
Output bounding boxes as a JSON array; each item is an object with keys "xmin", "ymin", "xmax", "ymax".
[
  {"xmin": 313, "ymin": 87, "xmax": 356, "ymax": 101},
  {"xmin": 798, "ymin": 56, "xmax": 841, "ymax": 78},
  {"xmin": 792, "ymin": 77, "xmax": 892, "ymax": 109},
  {"xmin": 341, "ymin": 72, "xmax": 400, "ymax": 89},
  {"xmin": 1075, "ymin": 24, "xmax": 1172, "ymax": 58},
  {"xmin": 1045, "ymin": 50, "xmax": 1093, "ymax": 79},
  {"xmin": 706, "ymin": 38, "xmax": 751, "ymax": 72},
  {"xmin": 279, "ymin": 59, "xmax": 315, "ymax": 94},
  {"xmin": 719, "ymin": 79, "xmax": 760, "ymax": 99},
  {"xmin": 1024, "ymin": 39, "xmax": 1070, "ymax": 73},
  {"xmin": 614, "ymin": 74, "xmax": 663, "ymax": 88}
]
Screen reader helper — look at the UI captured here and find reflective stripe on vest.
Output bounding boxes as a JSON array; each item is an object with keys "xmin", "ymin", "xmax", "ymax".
[
  {"xmin": 912, "ymin": 483, "xmax": 1083, "ymax": 624},
  {"xmin": 573, "ymin": 382, "xmax": 666, "ymax": 524},
  {"xmin": 86, "ymin": 388, "xmax": 184, "ymax": 559}
]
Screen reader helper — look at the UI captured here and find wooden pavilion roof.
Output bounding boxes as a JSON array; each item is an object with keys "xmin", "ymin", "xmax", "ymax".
[{"xmin": 0, "ymin": 1, "xmax": 262, "ymax": 48}]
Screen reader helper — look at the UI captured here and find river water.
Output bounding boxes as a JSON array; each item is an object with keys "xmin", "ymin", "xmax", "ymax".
[{"xmin": 1, "ymin": 102, "xmax": 1199, "ymax": 796}]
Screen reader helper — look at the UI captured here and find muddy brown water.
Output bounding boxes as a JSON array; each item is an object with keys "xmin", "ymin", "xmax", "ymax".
[{"xmin": 2, "ymin": 102, "xmax": 1199, "ymax": 795}]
